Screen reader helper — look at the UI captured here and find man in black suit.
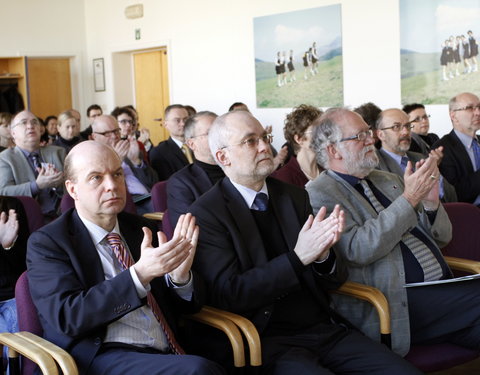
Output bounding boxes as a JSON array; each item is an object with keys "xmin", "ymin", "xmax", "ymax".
[
  {"xmin": 27, "ymin": 141, "xmax": 224, "ymax": 375},
  {"xmin": 434, "ymin": 92, "xmax": 480, "ymax": 204},
  {"xmin": 92, "ymin": 115, "xmax": 158, "ymax": 214},
  {"xmin": 167, "ymin": 111, "xmax": 225, "ymax": 227},
  {"xmin": 190, "ymin": 110, "xmax": 421, "ymax": 374},
  {"xmin": 150, "ymin": 104, "xmax": 193, "ymax": 181},
  {"xmin": 375, "ymin": 108, "xmax": 456, "ymax": 202}
]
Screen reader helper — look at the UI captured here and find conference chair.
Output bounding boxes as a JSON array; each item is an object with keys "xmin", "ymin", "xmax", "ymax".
[
  {"xmin": 15, "ymin": 196, "xmax": 44, "ymax": 233},
  {"xmin": 14, "ymin": 271, "xmax": 260, "ymax": 374}
]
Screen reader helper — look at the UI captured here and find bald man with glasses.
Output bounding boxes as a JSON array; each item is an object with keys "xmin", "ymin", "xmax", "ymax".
[{"xmin": 434, "ymin": 92, "xmax": 480, "ymax": 204}]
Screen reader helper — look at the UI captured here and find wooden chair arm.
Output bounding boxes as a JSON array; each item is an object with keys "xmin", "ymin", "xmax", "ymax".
[
  {"xmin": 143, "ymin": 212, "xmax": 164, "ymax": 221},
  {"xmin": 445, "ymin": 256, "xmax": 480, "ymax": 274},
  {"xmin": 185, "ymin": 308, "xmax": 246, "ymax": 367},
  {"xmin": 0, "ymin": 332, "xmax": 58, "ymax": 375},
  {"xmin": 16, "ymin": 331, "xmax": 78, "ymax": 375},
  {"xmin": 332, "ymin": 281, "xmax": 391, "ymax": 335},
  {"xmin": 202, "ymin": 306, "xmax": 262, "ymax": 366}
]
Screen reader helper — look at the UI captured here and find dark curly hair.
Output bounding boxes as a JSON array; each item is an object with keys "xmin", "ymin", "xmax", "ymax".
[{"xmin": 283, "ymin": 104, "xmax": 322, "ymax": 154}]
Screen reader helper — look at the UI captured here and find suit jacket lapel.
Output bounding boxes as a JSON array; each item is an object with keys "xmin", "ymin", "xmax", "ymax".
[
  {"xmin": 221, "ymin": 178, "xmax": 268, "ymax": 268},
  {"xmin": 14, "ymin": 147, "xmax": 36, "ymax": 181},
  {"xmin": 168, "ymin": 137, "xmax": 189, "ymax": 164}
]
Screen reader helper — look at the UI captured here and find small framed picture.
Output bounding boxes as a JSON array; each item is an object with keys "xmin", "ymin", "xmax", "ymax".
[{"xmin": 93, "ymin": 58, "xmax": 106, "ymax": 92}]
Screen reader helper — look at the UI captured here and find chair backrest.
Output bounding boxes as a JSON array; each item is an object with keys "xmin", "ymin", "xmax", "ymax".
[
  {"xmin": 163, "ymin": 209, "xmax": 174, "ymax": 240},
  {"xmin": 15, "ymin": 272, "xmax": 42, "ymax": 375},
  {"xmin": 60, "ymin": 191, "xmax": 138, "ymax": 215},
  {"xmin": 151, "ymin": 181, "xmax": 168, "ymax": 213},
  {"xmin": 15, "ymin": 196, "xmax": 44, "ymax": 234},
  {"xmin": 442, "ymin": 202, "xmax": 480, "ymax": 260}
]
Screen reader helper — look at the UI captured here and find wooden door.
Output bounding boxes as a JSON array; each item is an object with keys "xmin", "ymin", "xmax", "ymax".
[
  {"xmin": 133, "ymin": 49, "xmax": 170, "ymax": 146},
  {"xmin": 27, "ymin": 58, "xmax": 72, "ymax": 119}
]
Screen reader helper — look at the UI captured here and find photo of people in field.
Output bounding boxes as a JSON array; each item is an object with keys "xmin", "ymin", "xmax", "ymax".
[
  {"xmin": 401, "ymin": 0, "xmax": 480, "ymax": 104},
  {"xmin": 254, "ymin": 4, "xmax": 343, "ymax": 108}
]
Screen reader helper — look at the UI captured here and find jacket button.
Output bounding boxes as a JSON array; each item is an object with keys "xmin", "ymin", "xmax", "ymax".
[
  {"xmin": 94, "ymin": 337, "xmax": 101, "ymax": 345},
  {"xmin": 264, "ymin": 311, "xmax": 271, "ymax": 317}
]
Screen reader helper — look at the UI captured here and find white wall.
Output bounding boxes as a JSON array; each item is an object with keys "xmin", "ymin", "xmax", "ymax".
[
  {"xmin": 0, "ymin": 0, "xmax": 88, "ymax": 118},
  {"xmin": 1, "ymin": 0, "xmax": 455, "ymax": 146}
]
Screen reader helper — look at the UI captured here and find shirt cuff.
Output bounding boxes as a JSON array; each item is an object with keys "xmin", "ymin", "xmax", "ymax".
[
  {"xmin": 313, "ymin": 251, "xmax": 337, "ymax": 275},
  {"xmin": 166, "ymin": 271, "xmax": 194, "ymax": 301},
  {"xmin": 129, "ymin": 267, "xmax": 149, "ymax": 298},
  {"xmin": 30, "ymin": 181, "xmax": 39, "ymax": 196}
]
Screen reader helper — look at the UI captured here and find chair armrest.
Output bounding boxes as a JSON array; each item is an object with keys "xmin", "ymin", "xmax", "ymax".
[
  {"xmin": 0, "ymin": 332, "xmax": 58, "ymax": 375},
  {"xmin": 185, "ymin": 308, "xmax": 246, "ymax": 367},
  {"xmin": 143, "ymin": 212, "xmax": 164, "ymax": 221},
  {"xmin": 16, "ymin": 331, "xmax": 78, "ymax": 375},
  {"xmin": 445, "ymin": 256, "xmax": 480, "ymax": 274},
  {"xmin": 202, "ymin": 306, "xmax": 262, "ymax": 366},
  {"xmin": 332, "ymin": 281, "xmax": 391, "ymax": 346}
]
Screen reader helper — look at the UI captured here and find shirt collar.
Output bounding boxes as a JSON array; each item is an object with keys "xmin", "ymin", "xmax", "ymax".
[
  {"xmin": 331, "ymin": 170, "xmax": 361, "ymax": 187},
  {"xmin": 454, "ymin": 128, "xmax": 477, "ymax": 150},
  {"xmin": 77, "ymin": 213, "xmax": 122, "ymax": 246},
  {"xmin": 381, "ymin": 148, "xmax": 404, "ymax": 165},
  {"xmin": 229, "ymin": 178, "xmax": 269, "ymax": 209},
  {"xmin": 16, "ymin": 146, "xmax": 40, "ymax": 158},
  {"xmin": 170, "ymin": 136, "xmax": 184, "ymax": 149}
]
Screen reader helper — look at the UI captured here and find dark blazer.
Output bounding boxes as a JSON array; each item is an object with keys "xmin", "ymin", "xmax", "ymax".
[
  {"xmin": 433, "ymin": 130, "xmax": 480, "ymax": 203},
  {"xmin": 27, "ymin": 209, "xmax": 203, "ymax": 375},
  {"xmin": 167, "ymin": 163, "xmax": 213, "ymax": 227},
  {"xmin": 190, "ymin": 177, "xmax": 348, "ymax": 335},
  {"xmin": 149, "ymin": 137, "xmax": 189, "ymax": 181},
  {"xmin": 409, "ymin": 132, "xmax": 440, "ymax": 156},
  {"xmin": 375, "ymin": 149, "xmax": 457, "ymax": 202},
  {"xmin": 124, "ymin": 158, "xmax": 158, "ymax": 191}
]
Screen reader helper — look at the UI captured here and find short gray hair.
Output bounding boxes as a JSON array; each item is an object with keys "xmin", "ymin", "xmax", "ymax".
[
  {"xmin": 208, "ymin": 112, "xmax": 237, "ymax": 168},
  {"xmin": 184, "ymin": 111, "xmax": 217, "ymax": 140},
  {"xmin": 310, "ymin": 108, "xmax": 348, "ymax": 169}
]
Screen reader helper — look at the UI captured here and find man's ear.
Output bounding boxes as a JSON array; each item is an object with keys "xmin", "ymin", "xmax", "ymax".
[
  {"xmin": 65, "ymin": 180, "xmax": 78, "ymax": 200},
  {"xmin": 327, "ymin": 143, "xmax": 342, "ymax": 160},
  {"xmin": 186, "ymin": 138, "xmax": 195, "ymax": 152},
  {"xmin": 216, "ymin": 149, "xmax": 230, "ymax": 167},
  {"xmin": 376, "ymin": 129, "xmax": 386, "ymax": 142}
]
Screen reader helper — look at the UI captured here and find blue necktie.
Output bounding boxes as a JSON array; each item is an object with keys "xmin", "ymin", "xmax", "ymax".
[
  {"xmin": 400, "ymin": 156, "xmax": 409, "ymax": 172},
  {"xmin": 472, "ymin": 139, "xmax": 480, "ymax": 171},
  {"xmin": 253, "ymin": 192, "xmax": 268, "ymax": 211}
]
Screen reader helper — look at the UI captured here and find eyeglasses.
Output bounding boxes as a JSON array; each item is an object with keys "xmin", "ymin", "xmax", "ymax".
[
  {"xmin": 410, "ymin": 114, "xmax": 430, "ymax": 122},
  {"xmin": 340, "ymin": 129, "xmax": 373, "ymax": 142},
  {"xmin": 452, "ymin": 104, "xmax": 480, "ymax": 112},
  {"xmin": 118, "ymin": 119, "xmax": 135, "ymax": 125},
  {"xmin": 94, "ymin": 128, "xmax": 121, "ymax": 137},
  {"xmin": 380, "ymin": 123, "xmax": 414, "ymax": 132},
  {"xmin": 11, "ymin": 118, "xmax": 40, "ymax": 128},
  {"xmin": 221, "ymin": 133, "xmax": 273, "ymax": 149}
]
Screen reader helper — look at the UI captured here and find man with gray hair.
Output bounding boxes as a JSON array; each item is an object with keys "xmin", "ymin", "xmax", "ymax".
[
  {"xmin": 307, "ymin": 107, "xmax": 480, "ymax": 357},
  {"xmin": 167, "ymin": 111, "xmax": 225, "ymax": 227},
  {"xmin": 189, "ymin": 109, "xmax": 422, "ymax": 374},
  {"xmin": 433, "ymin": 92, "xmax": 480, "ymax": 204}
]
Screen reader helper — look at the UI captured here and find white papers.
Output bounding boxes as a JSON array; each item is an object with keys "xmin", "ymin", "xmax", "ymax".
[{"xmin": 404, "ymin": 273, "xmax": 480, "ymax": 287}]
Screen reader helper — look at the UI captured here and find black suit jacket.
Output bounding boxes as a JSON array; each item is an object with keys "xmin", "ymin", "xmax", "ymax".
[
  {"xmin": 149, "ymin": 137, "xmax": 189, "ymax": 181},
  {"xmin": 124, "ymin": 158, "xmax": 158, "ymax": 191},
  {"xmin": 167, "ymin": 163, "xmax": 213, "ymax": 227},
  {"xmin": 190, "ymin": 177, "xmax": 348, "ymax": 335},
  {"xmin": 434, "ymin": 130, "xmax": 480, "ymax": 203},
  {"xmin": 27, "ymin": 209, "xmax": 203, "ymax": 375}
]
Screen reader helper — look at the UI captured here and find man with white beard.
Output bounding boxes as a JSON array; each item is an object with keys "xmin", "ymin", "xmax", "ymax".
[{"xmin": 306, "ymin": 108, "xmax": 480, "ymax": 359}]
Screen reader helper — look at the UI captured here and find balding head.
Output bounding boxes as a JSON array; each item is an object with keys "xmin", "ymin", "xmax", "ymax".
[
  {"xmin": 92, "ymin": 115, "xmax": 121, "ymax": 145},
  {"xmin": 449, "ymin": 92, "xmax": 480, "ymax": 137},
  {"xmin": 10, "ymin": 110, "xmax": 41, "ymax": 152},
  {"xmin": 65, "ymin": 141, "xmax": 126, "ymax": 230}
]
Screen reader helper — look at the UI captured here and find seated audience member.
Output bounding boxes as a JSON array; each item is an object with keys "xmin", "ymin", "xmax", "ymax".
[
  {"xmin": 190, "ymin": 110, "xmax": 422, "ymax": 374},
  {"xmin": 150, "ymin": 104, "xmax": 192, "ymax": 181},
  {"xmin": 92, "ymin": 115, "xmax": 157, "ymax": 214},
  {"xmin": 111, "ymin": 106, "xmax": 148, "ymax": 162},
  {"xmin": 434, "ymin": 92, "xmax": 480, "ymax": 205},
  {"xmin": 44, "ymin": 115, "xmax": 59, "ymax": 144},
  {"xmin": 167, "ymin": 111, "xmax": 224, "ymax": 227},
  {"xmin": 0, "ymin": 197, "xmax": 28, "ymax": 337},
  {"xmin": 271, "ymin": 104, "xmax": 323, "ymax": 187},
  {"xmin": 228, "ymin": 102, "xmax": 250, "ymax": 112},
  {"xmin": 125, "ymin": 105, "xmax": 153, "ymax": 153},
  {"xmin": 184, "ymin": 105, "xmax": 197, "ymax": 118},
  {"xmin": 80, "ymin": 104, "xmax": 103, "ymax": 140},
  {"xmin": 0, "ymin": 110, "xmax": 65, "ymax": 221},
  {"xmin": 27, "ymin": 141, "xmax": 225, "ymax": 375},
  {"xmin": 53, "ymin": 110, "xmax": 83, "ymax": 154},
  {"xmin": 306, "ymin": 108, "xmax": 480, "ymax": 357},
  {"xmin": 0, "ymin": 112, "xmax": 14, "ymax": 151},
  {"xmin": 68, "ymin": 108, "xmax": 82, "ymax": 137},
  {"xmin": 403, "ymin": 103, "xmax": 439, "ymax": 156},
  {"xmin": 353, "ymin": 102, "xmax": 382, "ymax": 149},
  {"xmin": 375, "ymin": 108, "xmax": 456, "ymax": 202}
]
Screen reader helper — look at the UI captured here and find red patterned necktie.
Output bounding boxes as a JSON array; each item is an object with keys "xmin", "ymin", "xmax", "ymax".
[{"xmin": 105, "ymin": 232, "xmax": 184, "ymax": 354}]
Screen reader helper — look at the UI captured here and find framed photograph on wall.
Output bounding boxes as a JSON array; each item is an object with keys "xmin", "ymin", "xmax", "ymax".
[
  {"xmin": 93, "ymin": 58, "xmax": 106, "ymax": 92},
  {"xmin": 253, "ymin": 4, "xmax": 343, "ymax": 108},
  {"xmin": 400, "ymin": 0, "xmax": 480, "ymax": 104}
]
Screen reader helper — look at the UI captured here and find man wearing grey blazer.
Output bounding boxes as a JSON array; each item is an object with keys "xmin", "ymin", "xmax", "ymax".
[
  {"xmin": 375, "ymin": 108, "xmax": 457, "ymax": 203},
  {"xmin": 0, "ymin": 110, "xmax": 65, "ymax": 219},
  {"xmin": 306, "ymin": 108, "xmax": 480, "ymax": 357}
]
